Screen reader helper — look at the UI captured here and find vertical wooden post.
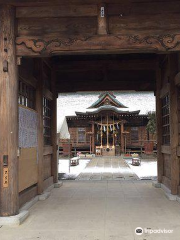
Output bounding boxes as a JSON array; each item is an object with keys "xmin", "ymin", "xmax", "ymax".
[
  {"xmin": 92, "ymin": 123, "xmax": 95, "ymax": 153},
  {"xmin": 97, "ymin": 3, "xmax": 108, "ymax": 35},
  {"xmin": 120, "ymin": 122, "xmax": 124, "ymax": 153},
  {"xmin": 107, "ymin": 115, "xmax": 109, "ymax": 147},
  {"xmin": 0, "ymin": 5, "xmax": 19, "ymax": 216},
  {"xmin": 169, "ymin": 54, "xmax": 179, "ymax": 195},
  {"xmin": 90, "ymin": 136, "xmax": 92, "ymax": 154},
  {"xmin": 51, "ymin": 71, "xmax": 58, "ymax": 183},
  {"xmin": 101, "ymin": 116, "xmax": 103, "ymax": 147},
  {"xmin": 36, "ymin": 59, "xmax": 44, "ymax": 195},
  {"xmin": 156, "ymin": 67, "xmax": 163, "ymax": 183}
]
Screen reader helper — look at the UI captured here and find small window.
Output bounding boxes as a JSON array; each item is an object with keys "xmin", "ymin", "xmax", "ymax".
[
  {"xmin": 131, "ymin": 127, "xmax": 139, "ymax": 141},
  {"xmin": 78, "ymin": 128, "xmax": 86, "ymax": 143},
  {"xmin": 18, "ymin": 80, "xmax": 36, "ymax": 110},
  {"xmin": 162, "ymin": 94, "xmax": 170, "ymax": 145},
  {"xmin": 43, "ymin": 97, "xmax": 52, "ymax": 145}
]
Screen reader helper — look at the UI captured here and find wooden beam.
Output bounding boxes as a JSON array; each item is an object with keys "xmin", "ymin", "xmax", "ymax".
[
  {"xmin": 0, "ymin": 5, "xmax": 19, "ymax": 216},
  {"xmin": 16, "ymin": 33, "xmax": 180, "ymax": 56},
  {"xmin": 35, "ymin": 59, "xmax": 44, "ymax": 195},
  {"xmin": 160, "ymin": 83, "xmax": 170, "ymax": 99},
  {"xmin": 16, "ymin": 5, "xmax": 98, "ymax": 18},
  {"xmin": 121, "ymin": 122, "xmax": 124, "ymax": 153},
  {"xmin": 54, "ymin": 59, "xmax": 157, "ymax": 71},
  {"xmin": 43, "ymin": 88, "xmax": 53, "ymax": 101},
  {"xmin": 56, "ymin": 79, "xmax": 155, "ymax": 92},
  {"xmin": 17, "ymin": 17, "xmax": 97, "ymax": 37},
  {"xmin": 169, "ymin": 54, "xmax": 179, "ymax": 195},
  {"xmin": 156, "ymin": 67, "xmax": 164, "ymax": 184},
  {"xmin": 51, "ymin": 70, "xmax": 58, "ymax": 183},
  {"xmin": 92, "ymin": 123, "xmax": 95, "ymax": 154},
  {"xmin": 175, "ymin": 72, "xmax": 180, "ymax": 86},
  {"xmin": 97, "ymin": 3, "xmax": 108, "ymax": 35},
  {"xmin": 2, "ymin": 0, "xmax": 180, "ymax": 7}
]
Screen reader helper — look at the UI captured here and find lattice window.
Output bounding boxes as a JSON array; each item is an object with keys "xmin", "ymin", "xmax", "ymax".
[
  {"xmin": 162, "ymin": 94, "xmax": 170, "ymax": 145},
  {"xmin": 131, "ymin": 127, "xmax": 139, "ymax": 141},
  {"xmin": 18, "ymin": 80, "xmax": 36, "ymax": 110},
  {"xmin": 78, "ymin": 128, "xmax": 86, "ymax": 143},
  {"xmin": 43, "ymin": 62, "xmax": 51, "ymax": 91},
  {"xmin": 43, "ymin": 97, "xmax": 52, "ymax": 145}
]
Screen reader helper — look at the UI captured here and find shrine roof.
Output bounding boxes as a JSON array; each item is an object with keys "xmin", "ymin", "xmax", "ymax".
[
  {"xmin": 88, "ymin": 92, "xmax": 128, "ymax": 109},
  {"xmin": 75, "ymin": 105, "xmax": 140, "ymax": 116}
]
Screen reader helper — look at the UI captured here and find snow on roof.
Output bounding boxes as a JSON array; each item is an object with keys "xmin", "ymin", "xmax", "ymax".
[
  {"xmin": 57, "ymin": 91, "xmax": 155, "ymax": 133},
  {"xmin": 88, "ymin": 92, "xmax": 127, "ymax": 109},
  {"xmin": 59, "ymin": 117, "xmax": 70, "ymax": 139}
]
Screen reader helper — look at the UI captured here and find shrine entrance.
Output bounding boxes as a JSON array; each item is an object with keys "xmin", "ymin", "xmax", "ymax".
[{"xmin": 1, "ymin": 1, "xmax": 180, "ymax": 220}]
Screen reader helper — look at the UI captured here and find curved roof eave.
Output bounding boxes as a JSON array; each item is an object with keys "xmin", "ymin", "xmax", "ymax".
[{"xmin": 75, "ymin": 106, "xmax": 141, "ymax": 115}]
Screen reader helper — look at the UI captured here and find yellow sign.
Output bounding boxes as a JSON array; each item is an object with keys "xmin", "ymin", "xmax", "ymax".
[{"xmin": 3, "ymin": 167, "xmax": 9, "ymax": 188}]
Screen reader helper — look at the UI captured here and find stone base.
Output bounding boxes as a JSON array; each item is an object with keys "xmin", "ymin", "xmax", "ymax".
[
  {"xmin": 165, "ymin": 192, "xmax": 177, "ymax": 201},
  {"xmin": 161, "ymin": 184, "xmax": 177, "ymax": 201},
  {"xmin": 177, "ymin": 196, "xmax": 180, "ymax": 203},
  {"xmin": 54, "ymin": 181, "xmax": 63, "ymax": 188},
  {"xmin": 39, "ymin": 192, "xmax": 51, "ymax": 201},
  {"xmin": 0, "ymin": 211, "xmax": 29, "ymax": 226},
  {"xmin": 21, "ymin": 196, "xmax": 39, "ymax": 212},
  {"xmin": 0, "ymin": 181, "xmax": 63, "ymax": 226},
  {"xmin": 152, "ymin": 182, "xmax": 177, "ymax": 201},
  {"xmin": 152, "ymin": 181, "xmax": 161, "ymax": 188}
]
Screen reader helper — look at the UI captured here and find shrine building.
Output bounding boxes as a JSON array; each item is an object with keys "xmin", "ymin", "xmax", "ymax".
[{"xmin": 65, "ymin": 92, "xmax": 155, "ymax": 155}]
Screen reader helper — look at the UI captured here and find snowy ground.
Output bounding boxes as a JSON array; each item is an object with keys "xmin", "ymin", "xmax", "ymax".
[
  {"xmin": 58, "ymin": 158, "xmax": 90, "ymax": 180},
  {"xmin": 125, "ymin": 158, "xmax": 157, "ymax": 180},
  {"xmin": 58, "ymin": 156, "xmax": 157, "ymax": 181}
]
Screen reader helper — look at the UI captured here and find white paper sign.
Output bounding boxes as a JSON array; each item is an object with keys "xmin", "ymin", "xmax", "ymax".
[{"xmin": 19, "ymin": 107, "xmax": 38, "ymax": 148}]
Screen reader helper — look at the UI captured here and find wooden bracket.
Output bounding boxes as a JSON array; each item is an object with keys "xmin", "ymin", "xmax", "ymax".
[
  {"xmin": 17, "ymin": 57, "xmax": 22, "ymax": 66},
  {"xmin": 175, "ymin": 72, "xmax": 180, "ymax": 86},
  {"xmin": 176, "ymin": 146, "xmax": 180, "ymax": 157},
  {"xmin": 160, "ymin": 83, "xmax": 170, "ymax": 98}
]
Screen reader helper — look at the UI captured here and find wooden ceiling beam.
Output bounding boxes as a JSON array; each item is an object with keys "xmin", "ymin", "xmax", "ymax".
[
  {"xmin": 2, "ymin": 0, "xmax": 180, "ymax": 6},
  {"xmin": 56, "ymin": 80, "xmax": 155, "ymax": 92},
  {"xmin": 56, "ymin": 70, "xmax": 155, "ymax": 82},
  {"xmin": 0, "ymin": 0, "xmax": 165, "ymax": 7},
  {"xmin": 54, "ymin": 59, "xmax": 157, "ymax": 71}
]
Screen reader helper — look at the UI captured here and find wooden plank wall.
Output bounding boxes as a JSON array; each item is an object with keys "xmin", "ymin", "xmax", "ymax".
[
  {"xmin": 18, "ymin": 58, "xmax": 39, "ymax": 205},
  {"xmin": 18, "ymin": 58, "xmax": 56, "ymax": 206},
  {"xmin": 15, "ymin": 2, "xmax": 180, "ymax": 38},
  {"xmin": 68, "ymin": 127, "xmax": 91, "ymax": 148},
  {"xmin": 108, "ymin": 2, "xmax": 180, "ymax": 35},
  {"xmin": 159, "ymin": 54, "xmax": 180, "ymax": 194},
  {"xmin": 16, "ymin": 6, "xmax": 97, "ymax": 37},
  {"xmin": 159, "ymin": 57, "xmax": 171, "ymax": 190}
]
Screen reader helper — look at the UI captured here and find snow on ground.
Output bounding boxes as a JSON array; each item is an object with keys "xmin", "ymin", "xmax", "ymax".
[
  {"xmin": 58, "ymin": 158, "xmax": 90, "ymax": 179},
  {"xmin": 58, "ymin": 157, "xmax": 157, "ymax": 181},
  {"xmin": 125, "ymin": 158, "xmax": 157, "ymax": 180}
]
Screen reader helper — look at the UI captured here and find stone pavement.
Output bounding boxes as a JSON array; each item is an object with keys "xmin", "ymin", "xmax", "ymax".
[
  {"xmin": 1, "ymin": 180, "xmax": 180, "ymax": 240},
  {"xmin": 77, "ymin": 156, "xmax": 138, "ymax": 181}
]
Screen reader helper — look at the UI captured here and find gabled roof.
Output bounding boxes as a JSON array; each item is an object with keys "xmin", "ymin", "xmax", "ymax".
[
  {"xmin": 88, "ymin": 92, "xmax": 127, "ymax": 109},
  {"xmin": 76, "ymin": 105, "xmax": 140, "ymax": 116}
]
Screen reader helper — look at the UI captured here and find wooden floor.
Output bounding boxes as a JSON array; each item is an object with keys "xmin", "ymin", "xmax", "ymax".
[{"xmin": 77, "ymin": 156, "xmax": 138, "ymax": 181}]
